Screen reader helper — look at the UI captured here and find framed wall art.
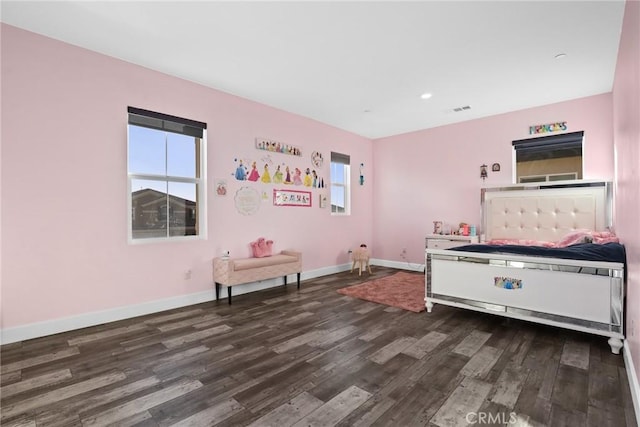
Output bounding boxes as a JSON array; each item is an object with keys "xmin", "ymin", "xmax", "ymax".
[
  {"xmin": 319, "ymin": 194, "xmax": 327, "ymax": 208},
  {"xmin": 235, "ymin": 186, "xmax": 261, "ymax": 215},
  {"xmin": 273, "ymin": 189, "xmax": 312, "ymax": 207}
]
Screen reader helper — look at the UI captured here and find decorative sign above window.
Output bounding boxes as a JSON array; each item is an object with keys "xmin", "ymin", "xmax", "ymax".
[
  {"xmin": 256, "ymin": 137, "xmax": 302, "ymax": 156},
  {"xmin": 529, "ymin": 121, "xmax": 567, "ymax": 135}
]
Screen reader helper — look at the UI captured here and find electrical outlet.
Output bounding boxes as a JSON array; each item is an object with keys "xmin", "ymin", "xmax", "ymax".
[{"xmin": 184, "ymin": 269, "xmax": 192, "ymax": 280}]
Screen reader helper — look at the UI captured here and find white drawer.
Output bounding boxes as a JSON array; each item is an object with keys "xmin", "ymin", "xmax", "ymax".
[{"xmin": 427, "ymin": 239, "xmax": 471, "ymax": 250}]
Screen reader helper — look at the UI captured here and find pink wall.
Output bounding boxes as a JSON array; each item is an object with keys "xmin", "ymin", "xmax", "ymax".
[
  {"xmin": 0, "ymin": 24, "xmax": 373, "ymax": 330},
  {"xmin": 613, "ymin": 0, "xmax": 640, "ymax": 386},
  {"xmin": 0, "ymin": 13, "xmax": 634, "ymax": 349},
  {"xmin": 372, "ymin": 94, "xmax": 614, "ymax": 264}
]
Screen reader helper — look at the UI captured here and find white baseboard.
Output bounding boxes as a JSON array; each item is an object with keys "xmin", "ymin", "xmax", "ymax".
[
  {"xmin": 0, "ymin": 264, "xmax": 354, "ymax": 345},
  {"xmin": 0, "ymin": 261, "xmax": 420, "ymax": 345},
  {"xmin": 623, "ymin": 341, "xmax": 640, "ymax": 423},
  {"xmin": 0, "ymin": 290, "xmax": 215, "ymax": 345},
  {"xmin": 371, "ymin": 258, "xmax": 425, "ymax": 272}
]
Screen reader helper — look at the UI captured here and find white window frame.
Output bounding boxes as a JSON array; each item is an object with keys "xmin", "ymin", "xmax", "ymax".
[
  {"xmin": 519, "ymin": 172, "xmax": 578, "ymax": 183},
  {"xmin": 127, "ymin": 108, "xmax": 207, "ymax": 243},
  {"xmin": 330, "ymin": 152, "xmax": 351, "ymax": 215}
]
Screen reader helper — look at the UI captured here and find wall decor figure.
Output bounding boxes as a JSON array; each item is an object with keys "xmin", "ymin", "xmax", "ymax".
[
  {"xmin": 216, "ymin": 180, "xmax": 227, "ymax": 196},
  {"xmin": 234, "ymin": 159, "xmax": 247, "ymax": 181},
  {"xmin": 303, "ymin": 168, "xmax": 313, "ymax": 187},
  {"xmin": 284, "ymin": 166, "xmax": 292, "ymax": 184},
  {"xmin": 256, "ymin": 137, "xmax": 302, "ymax": 156},
  {"xmin": 293, "ymin": 168, "xmax": 303, "ymax": 185},
  {"xmin": 273, "ymin": 165, "xmax": 284, "ymax": 184},
  {"xmin": 480, "ymin": 164, "xmax": 488, "ymax": 180},
  {"xmin": 261, "ymin": 164, "xmax": 272, "ymax": 183},
  {"xmin": 247, "ymin": 161, "xmax": 260, "ymax": 182},
  {"xmin": 492, "ymin": 163, "xmax": 501, "ymax": 172}
]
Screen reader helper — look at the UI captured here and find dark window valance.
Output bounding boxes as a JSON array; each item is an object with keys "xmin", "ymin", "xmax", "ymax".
[
  {"xmin": 331, "ymin": 152, "xmax": 350, "ymax": 165},
  {"xmin": 513, "ymin": 131, "xmax": 583, "ymax": 161},
  {"xmin": 128, "ymin": 106, "xmax": 206, "ymax": 138}
]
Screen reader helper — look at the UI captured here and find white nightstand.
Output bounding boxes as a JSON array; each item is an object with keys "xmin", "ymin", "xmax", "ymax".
[
  {"xmin": 425, "ymin": 234, "xmax": 479, "ymax": 250},
  {"xmin": 425, "ymin": 234, "xmax": 479, "ymax": 279}
]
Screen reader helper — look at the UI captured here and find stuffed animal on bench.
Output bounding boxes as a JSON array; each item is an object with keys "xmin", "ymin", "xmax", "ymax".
[{"xmin": 250, "ymin": 237, "xmax": 274, "ymax": 258}]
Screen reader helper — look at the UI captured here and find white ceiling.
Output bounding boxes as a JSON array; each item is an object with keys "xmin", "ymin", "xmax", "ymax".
[{"xmin": 1, "ymin": 1, "xmax": 626, "ymax": 139}]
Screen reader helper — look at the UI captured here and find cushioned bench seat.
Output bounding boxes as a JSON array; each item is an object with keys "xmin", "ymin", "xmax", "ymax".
[
  {"xmin": 232, "ymin": 253, "xmax": 298, "ymax": 271},
  {"xmin": 213, "ymin": 250, "xmax": 302, "ymax": 304}
]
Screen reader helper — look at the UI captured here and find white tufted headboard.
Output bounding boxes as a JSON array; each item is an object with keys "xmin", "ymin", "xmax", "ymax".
[{"xmin": 481, "ymin": 181, "xmax": 612, "ymax": 242}]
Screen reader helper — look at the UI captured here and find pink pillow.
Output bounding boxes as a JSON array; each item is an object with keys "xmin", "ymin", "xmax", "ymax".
[{"xmin": 250, "ymin": 237, "xmax": 274, "ymax": 257}]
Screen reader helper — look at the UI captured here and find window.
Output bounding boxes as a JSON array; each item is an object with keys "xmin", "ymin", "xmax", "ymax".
[
  {"xmin": 128, "ymin": 107, "xmax": 206, "ymax": 241},
  {"xmin": 519, "ymin": 172, "xmax": 578, "ymax": 184},
  {"xmin": 330, "ymin": 152, "xmax": 350, "ymax": 215},
  {"xmin": 513, "ymin": 131, "xmax": 583, "ymax": 184}
]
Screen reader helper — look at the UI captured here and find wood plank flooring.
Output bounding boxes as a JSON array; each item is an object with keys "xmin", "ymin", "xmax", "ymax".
[{"xmin": 1, "ymin": 267, "xmax": 637, "ymax": 426}]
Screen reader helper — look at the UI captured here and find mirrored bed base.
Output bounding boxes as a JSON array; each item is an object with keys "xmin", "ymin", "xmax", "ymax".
[{"xmin": 425, "ymin": 181, "xmax": 626, "ymax": 354}]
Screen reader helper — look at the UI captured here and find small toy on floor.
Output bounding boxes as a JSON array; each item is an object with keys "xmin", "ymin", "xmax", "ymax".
[{"xmin": 351, "ymin": 244, "xmax": 372, "ymax": 276}]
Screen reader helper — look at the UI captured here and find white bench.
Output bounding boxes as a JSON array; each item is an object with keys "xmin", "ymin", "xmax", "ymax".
[{"xmin": 212, "ymin": 250, "xmax": 302, "ymax": 304}]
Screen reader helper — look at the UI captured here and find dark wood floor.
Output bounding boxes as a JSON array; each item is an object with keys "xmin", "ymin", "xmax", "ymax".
[{"xmin": 1, "ymin": 267, "xmax": 637, "ymax": 426}]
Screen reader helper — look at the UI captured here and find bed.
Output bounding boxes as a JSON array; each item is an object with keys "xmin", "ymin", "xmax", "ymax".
[{"xmin": 425, "ymin": 181, "xmax": 626, "ymax": 354}]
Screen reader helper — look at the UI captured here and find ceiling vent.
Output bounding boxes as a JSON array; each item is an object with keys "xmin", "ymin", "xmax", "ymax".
[{"xmin": 453, "ymin": 105, "xmax": 471, "ymax": 112}]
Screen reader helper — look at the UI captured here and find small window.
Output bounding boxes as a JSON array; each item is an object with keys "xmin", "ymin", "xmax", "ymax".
[
  {"xmin": 513, "ymin": 131, "xmax": 583, "ymax": 184},
  {"xmin": 330, "ymin": 152, "xmax": 350, "ymax": 215},
  {"xmin": 128, "ymin": 107, "xmax": 206, "ymax": 241},
  {"xmin": 519, "ymin": 172, "xmax": 578, "ymax": 183}
]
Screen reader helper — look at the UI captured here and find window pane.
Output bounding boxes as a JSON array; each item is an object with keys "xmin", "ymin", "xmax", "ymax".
[
  {"xmin": 168, "ymin": 182, "xmax": 198, "ymax": 236},
  {"xmin": 331, "ymin": 162, "xmax": 345, "ymax": 183},
  {"xmin": 513, "ymin": 132, "xmax": 583, "ymax": 183},
  {"xmin": 128, "ymin": 126, "xmax": 166, "ymax": 175},
  {"xmin": 167, "ymin": 133, "xmax": 197, "ymax": 178},
  {"xmin": 331, "ymin": 186, "xmax": 345, "ymax": 210},
  {"xmin": 330, "ymin": 154, "xmax": 350, "ymax": 215},
  {"xmin": 131, "ymin": 179, "xmax": 168, "ymax": 239}
]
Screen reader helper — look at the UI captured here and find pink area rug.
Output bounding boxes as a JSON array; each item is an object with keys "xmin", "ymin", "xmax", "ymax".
[{"xmin": 337, "ymin": 272, "xmax": 425, "ymax": 313}]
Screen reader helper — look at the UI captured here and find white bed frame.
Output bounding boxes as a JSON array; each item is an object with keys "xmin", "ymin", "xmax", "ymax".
[{"xmin": 425, "ymin": 181, "xmax": 625, "ymax": 354}]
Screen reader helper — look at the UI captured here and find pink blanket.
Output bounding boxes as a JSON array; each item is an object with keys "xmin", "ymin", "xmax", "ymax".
[{"xmin": 487, "ymin": 230, "xmax": 619, "ymax": 248}]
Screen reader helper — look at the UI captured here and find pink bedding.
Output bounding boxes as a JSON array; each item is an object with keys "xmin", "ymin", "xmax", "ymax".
[{"xmin": 487, "ymin": 230, "xmax": 619, "ymax": 248}]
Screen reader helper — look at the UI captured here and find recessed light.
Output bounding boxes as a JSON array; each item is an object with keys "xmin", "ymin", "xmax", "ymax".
[
  {"xmin": 420, "ymin": 93, "xmax": 432, "ymax": 100},
  {"xmin": 555, "ymin": 53, "xmax": 567, "ymax": 59}
]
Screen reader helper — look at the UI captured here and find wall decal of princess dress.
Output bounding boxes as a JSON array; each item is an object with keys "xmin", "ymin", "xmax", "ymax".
[{"xmin": 232, "ymin": 158, "xmax": 326, "ymax": 187}]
